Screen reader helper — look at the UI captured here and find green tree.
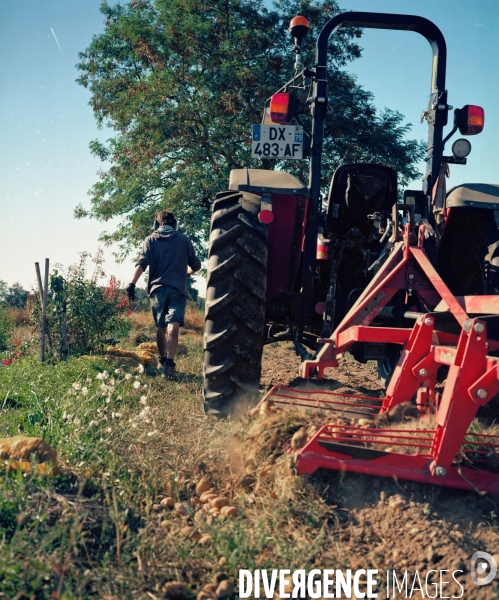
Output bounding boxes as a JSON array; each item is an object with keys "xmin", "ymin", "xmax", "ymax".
[
  {"xmin": 76, "ymin": 0, "xmax": 424, "ymax": 260},
  {"xmin": 4, "ymin": 283, "xmax": 28, "ymax": 308},
  {"xmin": 0, "ymin": 281, "xmax": 8, "ymax": 304}
]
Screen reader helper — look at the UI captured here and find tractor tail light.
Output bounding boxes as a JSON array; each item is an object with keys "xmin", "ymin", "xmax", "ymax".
[
  {"xmin": 458, "ymin": 105, "xmax": 484, "ymax": 135},
  {"xmin": 270, "ymin": 92, "xmax": 297, "ymax": 124}
]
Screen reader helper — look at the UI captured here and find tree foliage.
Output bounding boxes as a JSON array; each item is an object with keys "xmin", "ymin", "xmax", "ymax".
[
  {"xmin": 76, "ymin": 0, "xmax": 425, "ymax": 260},
  {"xmin": 0, "ymin": 281, "xmax": 28, "ymax": 308}
]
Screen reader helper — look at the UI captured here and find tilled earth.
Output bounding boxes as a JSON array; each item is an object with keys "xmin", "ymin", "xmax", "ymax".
[{"xmin": 257, "ymin": 343, "xmax": 499, "ymax": 599}]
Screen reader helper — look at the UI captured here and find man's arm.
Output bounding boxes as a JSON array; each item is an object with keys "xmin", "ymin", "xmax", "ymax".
[
  {"xmin": 127, "ymin": 238, "xmax": 150, "ymax": 299},
  {"xmin": 126, "ymin": 265, "xmax": 144, "ymax": 302},
  {"xmin": 126, "ymin": 265, "xmax": 144, "ymax": 301},
  {"xmin": 130, "ymin": 265, "xmax": 144, "ymax": 284},
  {"xmin": 187, "ymin": 238, "xmax": 202, "ymax": 274}
]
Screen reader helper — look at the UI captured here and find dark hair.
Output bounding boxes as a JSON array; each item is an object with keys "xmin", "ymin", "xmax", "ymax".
[{"xmin": 156, "ymin": 211, "xmax": 177, "ymax": 229}]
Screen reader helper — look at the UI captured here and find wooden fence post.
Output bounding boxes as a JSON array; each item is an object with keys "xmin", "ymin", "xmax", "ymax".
[
  {"xmin": 60, "ymin": 310, "xmax": 68, "ymax": 361},
  {"xmin": 35, "ymin": 261, "xmax": 53, "ymax": 357},
  {"xmin": 38, "ymin": 259, "xmax": 49, "ymax": 362}
]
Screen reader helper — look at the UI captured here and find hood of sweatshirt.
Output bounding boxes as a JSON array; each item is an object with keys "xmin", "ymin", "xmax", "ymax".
[{"xmin": 152, "ymin": 228, "xmax": 178, "ymax": 240}]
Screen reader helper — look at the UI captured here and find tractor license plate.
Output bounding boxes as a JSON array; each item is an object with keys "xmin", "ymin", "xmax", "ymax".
[{"xmin": 251, "ymin": 125, "xmax": 303, "ymax": 160}]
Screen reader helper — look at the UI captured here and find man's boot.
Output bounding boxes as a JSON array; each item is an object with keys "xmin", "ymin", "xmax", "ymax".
[{"xmin": 160, "ymin": 357, "xmax": 177, "ymax": 381}]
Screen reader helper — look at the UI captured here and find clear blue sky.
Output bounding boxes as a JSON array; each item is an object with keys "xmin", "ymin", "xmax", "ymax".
[{"xmin": 0, "ymin": 0, "xmax": 498, "ymax": 290}]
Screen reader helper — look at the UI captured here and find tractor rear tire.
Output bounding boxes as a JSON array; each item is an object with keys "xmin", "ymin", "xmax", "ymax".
[
  {"xmin": 376, "ymin": 343, "xmax": 401, "ymax": 389},
  {"xmin": 203, "ymin": 191, "xmax": 267, "ymax": 417}
]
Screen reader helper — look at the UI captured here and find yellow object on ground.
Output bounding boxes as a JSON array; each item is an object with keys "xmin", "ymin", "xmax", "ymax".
[
  {"xmin": 137, "ymin": 342, "xmax": 158, "ymax": 353},
  {"xmin": 135, "ymin": 350, "xmax": 159, "ymax": 368},
  {"xmin": 106, "ymin": 346, "xmax": 159, "ymax": 368},
  {"xmin": 0, "ymin": 435, "xmax": 59, "ymax": 474}
]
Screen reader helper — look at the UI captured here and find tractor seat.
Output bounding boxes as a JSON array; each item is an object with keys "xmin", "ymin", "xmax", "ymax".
[{"xmin": 326, "ymin": 163, "xmax": 398, "ymax": 237}]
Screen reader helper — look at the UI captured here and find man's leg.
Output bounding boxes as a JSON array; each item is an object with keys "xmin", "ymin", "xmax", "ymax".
[
  {"xmin": 160, "ymin": 289, "xmax": 185, "ymax": 380},
  {"xmin": 156, "ymin": 327, "xmax": 167, "ymax": 360},
  {"xmin": 165, "ymin": 322, "xmax": 180, "ymax": 360},
  {"xmin": 151, "ymin": 289, "xmax": 168, "ymax": 361},
  {"xmin": 161, "ymin": 323, "xmax": 179, "ymax": 380}
]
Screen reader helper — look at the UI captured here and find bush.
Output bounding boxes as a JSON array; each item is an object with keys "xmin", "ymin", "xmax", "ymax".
[
  {"xmin": 31, "ymin": 251, "xmax": 132, "ymax": 358},
  {"xmin": 0, "ymin": 305, "xmax": 12, "ymax": 353}
]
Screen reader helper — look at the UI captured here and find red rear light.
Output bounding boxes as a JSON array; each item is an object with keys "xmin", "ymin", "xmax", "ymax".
[
  {"xmin": 270, "ymin": 92, "xmax": 292, "ymax": 124},
  {"xmin": 270, "ymin": 92, "xmax": 299, "ymax": 124},
  {"xmin": 458, "ymin": 105, "xmax": 485, "ymax": 135}
]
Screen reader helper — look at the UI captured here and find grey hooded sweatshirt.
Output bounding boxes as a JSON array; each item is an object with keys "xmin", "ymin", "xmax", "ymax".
[{"xmin": 136, "ymin": 228, "xmax": 201, "ymax": 296}]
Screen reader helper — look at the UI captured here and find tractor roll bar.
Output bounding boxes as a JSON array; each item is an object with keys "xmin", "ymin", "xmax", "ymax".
[
  {"xmin": 310, "ymin": 12, "xmax": 447, "ymax": 206},
  {"xmin": 302, "ymin": 12, "xmax": 447, "ymax": 321}
]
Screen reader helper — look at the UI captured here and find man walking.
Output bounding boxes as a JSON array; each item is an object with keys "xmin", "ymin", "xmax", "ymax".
[{"xmin": 126, "ymin": 211, "xmax": 201, "ymax": 380}]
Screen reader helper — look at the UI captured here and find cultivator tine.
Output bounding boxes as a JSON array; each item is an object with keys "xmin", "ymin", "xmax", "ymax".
[
  {"xmin": 262, "ymin": 386, "xmax": 383, "ymax": 419},
  {"xmin": 294, "ymin": 422, "xmax": 499, "ymax": 494}
]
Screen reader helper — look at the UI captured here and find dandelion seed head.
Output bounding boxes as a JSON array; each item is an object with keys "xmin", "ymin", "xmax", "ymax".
[
  {"xmin": 125, "ymin": 373, "xmax": 132, "ymax": 380},
  {"xmin": 72, "ymin": 382, "xmax": 81, "ymax": 390},
  {"xmin": 133, "ymin": 381, "xmax": 141, "ymax": 389},
  {"xmin": 81, "ymin": 387, "xmax": 88, "ymax": 396}
]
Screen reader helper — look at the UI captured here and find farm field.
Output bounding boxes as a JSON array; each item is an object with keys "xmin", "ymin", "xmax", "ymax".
[{"xmin": 1, "ymin": 307, "xmax": 499, "ymax": 599}]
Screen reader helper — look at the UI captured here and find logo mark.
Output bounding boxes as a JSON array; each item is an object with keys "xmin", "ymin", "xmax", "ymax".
[{"xmin": 471, "ymin": 551, "xmax": 497, "ymax": 585}]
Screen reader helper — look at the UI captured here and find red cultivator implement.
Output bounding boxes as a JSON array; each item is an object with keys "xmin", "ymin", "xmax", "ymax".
[{"xmin": 264, "ymin": 222, "xmax": 499, "ymax": 493}]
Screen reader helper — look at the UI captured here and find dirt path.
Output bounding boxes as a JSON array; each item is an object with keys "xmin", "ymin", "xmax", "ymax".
[{"xmin": 257, "ymin": 343, "xmax": 499, "ymax": 598}]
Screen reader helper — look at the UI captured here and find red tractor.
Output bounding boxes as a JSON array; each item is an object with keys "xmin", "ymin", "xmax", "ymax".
[{"xmin": 202, "ymin": 10, "xmax": 499, "ymax": 426}]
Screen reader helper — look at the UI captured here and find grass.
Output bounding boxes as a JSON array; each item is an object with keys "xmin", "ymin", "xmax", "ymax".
[
  {"xmin": 0, "ymin": 309, "xmax": 343, "ymax": 599},
  {"xmin": 3, "ymin": 306, "xmax": 499, "ymax": 599}
]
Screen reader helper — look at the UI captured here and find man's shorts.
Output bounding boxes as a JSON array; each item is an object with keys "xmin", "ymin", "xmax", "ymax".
[{"xmin": 150, "ymin": 286, "xmax": 187, "ymax": 328}]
